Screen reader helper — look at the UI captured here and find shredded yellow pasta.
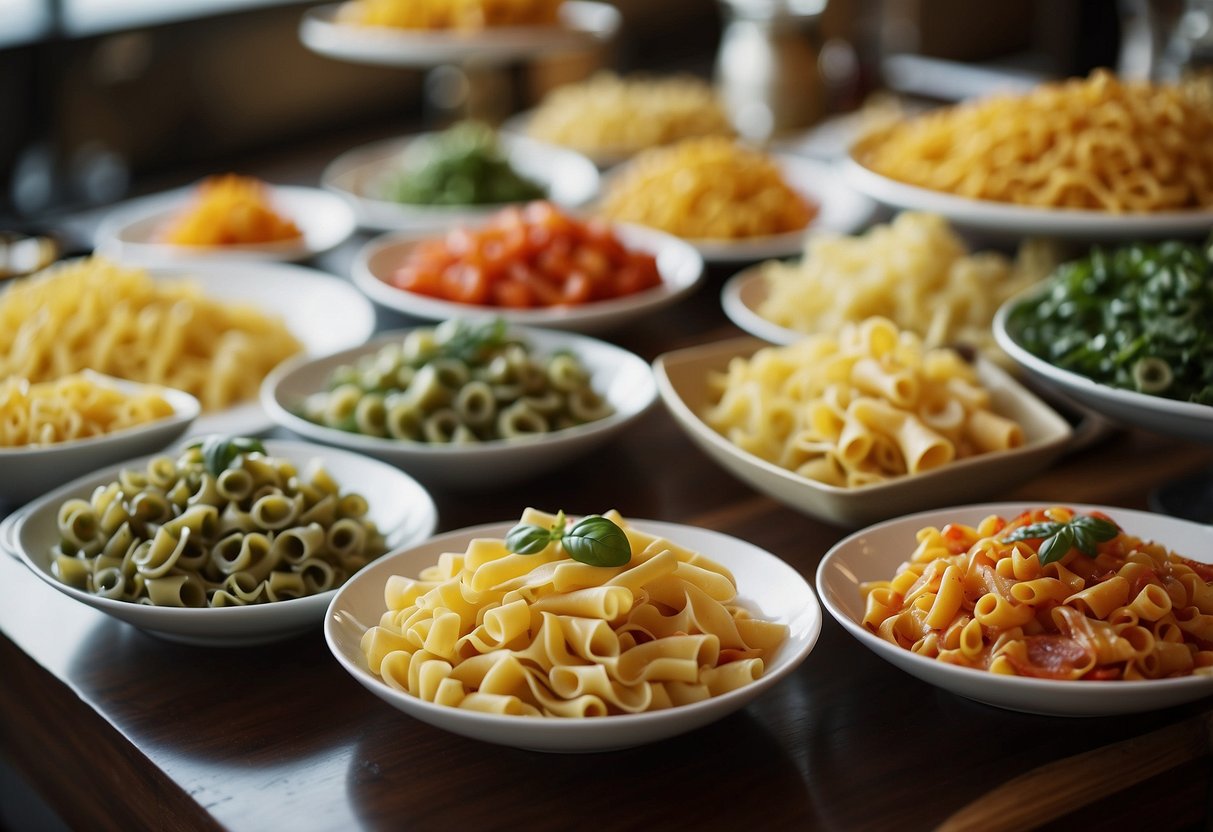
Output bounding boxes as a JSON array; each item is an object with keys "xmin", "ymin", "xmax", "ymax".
[
  {"xmin": 0, "ymin": 374, "xmax": 174, "ymax": 447},
  {"xmin": 162, "ymin": 174, "xmax": 302, "ymax": 247},
  {"xmin": 336, "ymin": 0, "xmax": 562, "ymax": 29},
  {"xmin": 0, "ymin": 257, "xmax": 303, "ymax": 411},
  {"xmin": 360, "ymin": 508, "xmax": 788, "ymax": 717},
  {"xmin": 526, "ymin": 72, "xmax": 734, "ymax": 158},
  {"xmin": 854, "ymin": 70, "xmax": 1213, "ymax": 212},
  {"xmin": 756, "ymin": 212, "xmax": 1057, "ymax": 360},
  {"xmin": 599, "ymin": 136, "xmax": 816, "ymax": 240},
  {"xmin": 862, "ymin": 506, "xmax": 1213, "ymax": 680},
  {"xmin": 703, "ymin": 317, "xmax": 1025, "ymax": 488}
]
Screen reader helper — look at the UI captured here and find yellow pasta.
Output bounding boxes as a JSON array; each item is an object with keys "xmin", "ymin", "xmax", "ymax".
[
  {"xmin": 756, "ymin": 212, "xmax": 1056, "ymax": 360},
  {"xmin": 854, "ymin": 70, "xmax": 1213, "ymax": 212},
  {"xmin": 162, "ymin": 174, "xmax": 301, "ymax": 247},
  {"xmin": 360, "ymin": 508, "xmax": 787, "ymax": 717},
  {"xmin": 0, "ymin": 374, "xmax": 174, "ymax": 447},
  {"xmin": 0, "ymin": 257, "xmax": 302, "ymax": 411},
  {"xmin": 336, "ymin": 0, "xmax": 562, "ymax": 29},
  {"xmin": 599, "ymin": 137, "xmax": 816, "ymax": 240},
  {"xmin": 702, "ymin": 317, "xmax": 1025, "ymax": 489},
  {"xmin": 526, "ymin": 72, "xmax": 734, "ymax": 158},
  {"xmin": 862, "ymin": 507, "xmax": 1213, "ymax": 679}
]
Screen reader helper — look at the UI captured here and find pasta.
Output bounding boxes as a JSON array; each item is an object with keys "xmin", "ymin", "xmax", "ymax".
[
  {"xmin": 755, "ymin": 212, "xmax": 1056, "ymax": 361},
  {"xmin": 360, "ymin": 508, "xmax": 788, "ymax": 716},
  {"xmin": 162, "ymin": 174, "xmax": 302, "ymax": 246},
  {"xmin": 599, "ymin": 137, "xmax": 816, "ymax": 240},
  {"xmin": 526, "ymin": 72, "xmax": 735, "ymax": 158},
  {"xmin": 702, "ymin": 317, "xmax": 1025, "ymax": 488},
  {"xmin": 861, "ymin": 507, "xmax": 1213, "ymax": 679},
  {"xmin": 298, "ymin": 319, "xmax": 612, "ymax": 443},
  {"xmin": 336, "ymin": 0, "xmax": 562, "ymax": 29},
  {"xmin": 0, "ymin": 374, "xmax": 174, "ymax": 447},
  {"xmin": 50, "ymin": 439, "xmax": 386, "ymax": 607},
  {"xmin": 0, "ymin": 257, "xmax": 303, "ymax": 411},
  {"xmin": 854, "ymin": 70, "xmax": 1213, "ymax": 212}
]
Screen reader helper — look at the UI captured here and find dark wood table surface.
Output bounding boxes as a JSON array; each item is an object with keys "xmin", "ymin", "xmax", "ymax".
[{"xmin": 3, "ymin": 225, "xmax": 1213, "ymax": 831}]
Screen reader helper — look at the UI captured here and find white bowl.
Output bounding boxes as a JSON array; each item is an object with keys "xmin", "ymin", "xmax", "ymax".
[
  {"xmin": 2, "ymin": 439, "xmax": 438, "ymax": 646},
  {"xmin": 299, "ymin": 1, "xmax": 621, "ymax": 67},
  {"xmin": 653, "ymin": 337, "xmax": 1075, "ymax": 528},
  {"xmin": 325, "ymin": 519, "xmax": 821, "ymax": 752},
  {"xmin": 261, "ymin": 326, "xmax": 657, "ymax": 487},
  {"xmin": 94, "ymin": 184, "xmax": 357, "ymax": 264},
  {"xmin": 351, "ymin": 223, "xmax": 704, "ymax": 334},
  {"xmin": 144, "ymin": 261, "xmax": 377, "ymax": 437},
  {"xmin": 816, "ymin": 502, "xmax": 1213, "ymax": 716},
  {"xmin": 994, "ymin": 292, "xmax": 1213, "ymax": 445},
  {"xmin": 841, "ymin": 150, "xmax": 1213, "ymax": 242},
  {"xmin": 599, "ymin": 155, "xmax": 875, "ymax": 264},
  {"xmin": 720, "ymin": 264, "xmax": 800, "ymax": 345},
  {"xmin": 322, "ymin": 132, "xmax": 600, "ymax": 232},
  {"xmin": 0, "ymin": 373, "xmax": 200, "ymax": 508}
]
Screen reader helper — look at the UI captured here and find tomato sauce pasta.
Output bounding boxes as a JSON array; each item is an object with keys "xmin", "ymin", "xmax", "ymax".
[{"xmin": 862, "ymin": 507, "xmax": 1213, "ymax": 679}]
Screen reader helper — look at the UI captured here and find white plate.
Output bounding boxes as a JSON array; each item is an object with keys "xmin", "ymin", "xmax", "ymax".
[
  {"xmin": 94, "ymin": 185, "xmax": 357, "ymax": 264},
  {"xmin": 993, "ymin": 290, "xmax": 1213, "ymax": 444},
  {"xmin": 351, "ymin": 223, "xmax": 704, "ymax": 333},
  {"xmin": 602, "ymin": 155, "xmax": 875, "ymax": 264},
  {"xmin": 321, "ymin": 132, "xmax": 600, "ymax": 232},
  {"xmin": 0, "ymin": 373, "xmax": 200, "ymax": 508},
  {"xmin": 262, "ymin": 326, "xmax": 657, "ymax": 486},
  {"xmin": 143, "ymin": 261, "xmax": 376, "ymax": 437},
  {"xmin": 299, "ymin": 1, "xmax": 621, "ymax": 67},
  {"xmin": 325, "ymin": 519, "xmax": 821, "ymax": 752},
  {"xmin": 841, "ymin": 151, "xmax": 1213, "ymax": 242},
  {"xmin": 654, "ymin": 337, "xmax": 1074, "ymax": 529},
  {"xmin": 4, "ymin": 439, "xmax": 438, "ymax": 646},
  {"xmin": 816, "ymin": 502, "xmax": 1213, "ymax": 716},
  {"xmin": 720, "ymin": 264, "xmax": 800, "ymax": 345}
]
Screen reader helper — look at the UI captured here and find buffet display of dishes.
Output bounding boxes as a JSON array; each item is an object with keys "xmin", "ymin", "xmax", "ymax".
[{"xmin": 5, "ymin": 51, "xmax": 1213, "ymax": 756}]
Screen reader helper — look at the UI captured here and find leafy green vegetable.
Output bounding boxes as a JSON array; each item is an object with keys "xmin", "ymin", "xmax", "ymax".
[
  {"xmin": 383, "ymin": 122, "xmax": 546, "ymax": 206},
  {"xmin": 1002, "ymin": 514, "xmax": 1120, "ymax": 565},
  {"xmin": 504, "ymin": 511, "xmax": 631, "ymax": 567},
  {"xmin": 1006, "ymin": 238, "xmax": 1213, "ymax": 404},
  {"xmin": 185, "ymin": 435, "xmax": 267, "ymax": 478}
]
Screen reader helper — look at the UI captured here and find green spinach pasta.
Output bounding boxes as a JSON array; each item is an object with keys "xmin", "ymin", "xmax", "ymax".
[
  {"xmin": 50, "ymin": 438, "xmax": 386, "ymax": 607},
  {"xmin": 299, "ymin": 320, "xmax": 613, "ymax": 443}
]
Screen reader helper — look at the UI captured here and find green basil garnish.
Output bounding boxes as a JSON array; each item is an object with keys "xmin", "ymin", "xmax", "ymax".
[
  {"xmin": 186, "ymin": 435, "xmax": 267, "ymax": 479},
  {"xmin": 504, "ymin": 511, "xmax": 631, "ymax": 567},
  {"xmin": 1002, "ymin": 514, "xmax": 1119, "ymax": 566}
]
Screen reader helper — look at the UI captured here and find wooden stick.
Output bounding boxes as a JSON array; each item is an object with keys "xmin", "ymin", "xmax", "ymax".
[{"xmin": 936, "ymin": 713, "xmax": 1212, "ymax": 832}]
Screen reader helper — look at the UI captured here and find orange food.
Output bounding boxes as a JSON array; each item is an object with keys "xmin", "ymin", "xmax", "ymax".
[
  {"xmin": 162, "ymin": 174, "xmax": 302, "ymax": 247},
  {"xmin": 389, "ymin": 202, "xmax": 662, "ymax": 307}
]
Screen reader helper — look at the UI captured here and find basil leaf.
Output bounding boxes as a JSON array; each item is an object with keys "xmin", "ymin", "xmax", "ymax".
[
  {"xmin": 504, "ymin": 523, "xmax": 553, "ymax": 555},
  {"xmin": 1037, "ymin": 526, "xmax": 1075, "ymax": 566},
  {"xmin": 187, "ymin": 435, "xmax": 267, "ymax": 478},
  {"xmin": 1071, "ymin": 515, "xmax": 1119, "ymax": 542},
  {"xmin": 1002, "ymin": 522, "xmax": 1063, "ymax": 543},
  {"xmin": 562, "ymin": 515, "xmax": 630, "ymax": 567}
]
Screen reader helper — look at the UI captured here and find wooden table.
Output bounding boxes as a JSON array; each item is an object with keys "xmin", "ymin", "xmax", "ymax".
[{"xmin": 2, "ymin": 253, "xmax": 1212, "ymax": 832}]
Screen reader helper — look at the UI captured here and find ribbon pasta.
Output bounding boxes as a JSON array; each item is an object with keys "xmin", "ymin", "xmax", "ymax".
[
  {"xmin": 702, "ymin": 317, "xmax": 1024, "ymax": 488},
  {"xmin": 0, "ymin": 374, "xmax": 174, "ymax": 447},
  {"xmin": 360, "ymin": 508, "xmax": 788, "ymax": 717},
  {"xmin": 854, "ymin": 70, "xmax": 1213, "ymax": 212},
  {"xmin": 862, "ymin": 507, "xmax": 1213, "ymax": 680},
  {"xmin": 0, "ymin": 257, "xmax": 302, "ymax": 411},
  {"xmin": 50, "ymin": 445, "xmax": 386, "ymax": 608}
]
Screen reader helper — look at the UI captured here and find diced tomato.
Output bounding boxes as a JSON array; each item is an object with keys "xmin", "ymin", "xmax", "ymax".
[
  {"xmin": 1003, "ymin": 635, "xmax": 1094, "ymax": 680},
  {"xmin": 1081, "ymin": 666, "xmax": 1121, "ymax": 681}
]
